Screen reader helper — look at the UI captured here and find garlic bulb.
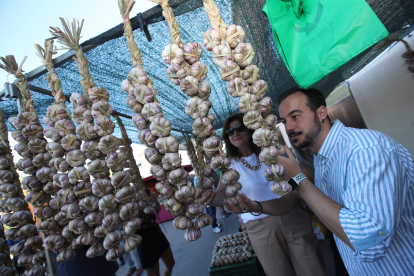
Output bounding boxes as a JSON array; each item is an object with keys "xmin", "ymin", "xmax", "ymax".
[
  {"xmin": 203, "ymin": 176, "xmax": 215, "ymax": 189},
  {"xmin": 115, "ymin": 186, "xmax": 136, "ymax": 204},
  {"xmin": 126, "ymin": 96, "xmax": 143, "ymax": 113},
  {"xmin": 34, "ymin": 205, "xmax": 54, "ymax": 220},
  {"xmin": 121, "ymin": 79, "xmax": 135, "ymax": 96},
  {"xmin": 264, "ymin": 164, "xmax": 286, "ymax": 182},
  {"xmin": 203, "ymin": 28, "xmax": 222, "ymax": 51},
  {"xmin": 144, "ymin": 148, "xmax": 162, "ymax": 165},
  {"xmin": 119, "ymin": 202, "xmax": 139, "ymax": 220},
  {"xmin": 202, "ymin": 165, "xmax": 215, "ymax": 177},
  {"xmin": 1, "ymin": 214, "xmax": 18, "ymax": 227},
  {"xmin": 18, "ymin": 254, "xmax": 35, "ymax": 267},
  {"xmin": 187, "ymin": 202, "xmax": 204, "ymax": 216},
  {"xmin": 132, "ymin": 113, "xmax": 148, "ymax": 130},
  {"xmin": 11, "ymin": 112, "xmax": 39, "ymax": 129},
  {"xmin": 84, "ymin": 212, "xmax": 104, "ymax": 228},
  {"xmin": 128, "ymin": 67, "xmax": 149, "ymax": 86},
  {"xmin": 150, "ymin": 165, "xmax": 166, "ymax": 181},
  {"xmin": 155, "ymin": 136, "xmax": 179, "ymax": 154},
  {"xmin": 263, "ymin": 114, "xmax": 278, "ymax": 130},
  {"xmin": 222, "ymin": 169, "xmax": 240, "ymax": 186},
  {"xmin": 124, "ymin": 234, "xmax": 143, "ymax": 252},
  {"xmin": 89, "ymin": 86, "xmax": 110, "ymax": 103},
  {"xmin": 241, "ymin": 65, "xmax": 260, "ymax": 84},
  {"xmin": 162, "ymin": 153, "xmax": 181, "ymax": 171},
  {"xmin": 0, "ymin": 170, "xmax": 14, "ymax": 183},
  {"xmin": 14, "ymin": 143, "xmax": 32, "ymax": 158},
  {"xmin": 190, "ymin": 62, "xmax": 208, "ymax": 83},
  {"xmin": 61, "ymin": 134, "xmax": 82, "ymax": 151},
  {"xmin": 72, "ymin": 106, "xmax": 93, "ymax": 124},
  {"xmin": 243, "ymin": 110, "xmax": 263, "ymax": 130},
  {"xmin": 168, "ymin": 167, "xmax": 189, "ymax": 187},
  {"xmin": 164, "ymin": 197, "xmax": 185, "ymax": 216},
  {"xmin": 43, "ymin": 127, "xmax": 62, "ymax": 142},
  {"xmin": 111, "ymin": 170, "xmax": 131, "ymax": 189},
  {"xmin": 68, "ymin": 218, "xmax": 88, "ymax": 235},
  {"xmin": 56, "ymin": 248, "xmax": 77, "ymax": 262},
  {"xmin": 185, "ymin": 98, "xmax": 212, "ymax": 120},
  {"xmin": 103, "ymin": 231, "xmax": 123, "ymax": 250},
  {"xmin": 73, "ymin": 181, "xmax": 93, "ymax": 198},
  {"xmin": 173, "ymin": 215, "xmax": 193, "ymax": 230},
  {"xmin": 167, "ymin": 64, "xmax": 188, "ymax": 85},
  {"xmin": 87, "ymin": 159, "xmax": 108, "ymax": 178},
  {"xmin": 211, "ymin": 155, "xmax": 231, "ymax": 172},
  {"xmin": 141, "ymin": 102, "xmax": 164, "ymax": 122},
  {"xmin": 195, "ymin": 213, "xmax": 213, "ymax": 229},
  {"xmin": 77, "ymin": 230, "xmax": 97, "ymax": 245},
  {"xmin": 54, "ymin": 119, "xmax": 76, "ymax": 137},
  {"xmin": 38, "ymin": 219, "xmax": 59, "ymax": 235},
  {"xmin": 258, "ymin": 97, "xmax": 273, "ymax": 117},
  {"xmin": 227, "ymin": 77, "xmax": 249, "ymax": 98},
  {"xmin": 27, "ymin": 138, "xmax": 47, "ymax": 154},
  {"xmin": 94, "ymin": 117, "xmax": 115, "ymax": 137},
  {"xmin": 212, "ymin": 45, "xmax": 233, "ymax": 68},
  {"xmin": 36, "ymin": 166, "xmax": 57, "ymax": 184},
  {"xmin": 99, "ymin": 195, "xmax": 118, "ymax": 215},
  {"xmin": 70, "ymin": 93, "xmax": 88, "ymax": 109},
  {"xmin": 21, "ymin": 175, "xmax": 42, "ymax": 192},
  {"xmin": 124, "ymin": 218, "xmax": 142, "ymax": 235},
  {"xmin": 155, "ymin": 182, "xmax": 174, "ymax": 198},
  {"xmin": 42, "ymin": 115, "xmax": 55, "ymax": 127},
  {"xmin": 86, "ymin": 243, "xmax": 105, "ymax": 258},
  {"xmin": 57, "ymin": 188, "xmax": 78, "ymax": 206},
  {"xmin": 192, "ymin": 118, "xmax": 214, "ymax": 138},
  {"xmin": 106, "ymin": 152, "xmax": 127, "ymax": 172},
  {"xmin": 225, "ymin": 25, "xmax": 246, "ymax": 49},
  {"xmin": 46, "ymin": 142, "xmax": 64, "ymax": 158},
  {"xmin": 162, "ymin": 44, "xmax": 184, "ymax": 65},
  {"xmin": 48, "ymin": 157, "xmax": 69, "ymax": 172},
  {"xmin": 94, "ymin": 225, "xmax": 106, "ymax": 238},
  {"xmin": 175, "ymin": 186, "xmax": 196, "ymax": 203},
  {"xmin": 180, "ymin": 76, "xmax": 199, "ymax": 97},
  {"xmin": 98, "ymin": 135, "xmax": 122, "ymax": 155},
  {"xmin": 183, "ymin": 42, "xmax": 202, "ymax": 64},
  {"xmin": 138, "ymin": 129, "xmax": 157, "ymax": 147},
  {"xmin": 234, "ymin": 43, "xmax": 255, "ymax": 68},
  {"xmin": 271, "ymin": 180, "xmax": 292, "ymax": 196},
  {"xmin": 133, "ymin": 84, "xmax": 155, "ymax": 105},
  {"xmin": 76, "ymin": 122, "xmax": 99, "ymax": 142},
  {"xmin": 66, "ymin": 149, "xmax": 86, "ymax": 167},
  {"xmin": 203, "ymin": 137, "xmax": 223, "ymax": 159},
  {"xmin": 68, "ymin": 166, "xmax": 90, "ymax": 185},
  {"xmin": 22, "ymin": 124, "xmax": 44, "ymax": 141},
  {"xmin": 32, "ymin": 251, "xmax": 47, "ymax": 265},
  {"xmin": 102, "ymin": 213, "xmax": 121, "ymax": 233},
  {"xmin": 0, "ymin": 197, "xmax": 26, "ymax": 213},
  {"xmin": 106, "ymin": 245, "xmax": 125, "ymax": 262},
  {"xmin": 92, "ymin": 179, "xmax": 113, "ymax": 197},
  {"xmin": 197, "ymin": 82, "xmax": 211, "ymax": 99},
  {"xmin": 252, "ymin": 128, "xmax": 274, "ymax": 147},
  {"xmin": 250, "ymin": 80, "xmax": 268, "ymax": 101},
  {"xmin": 238, "ymin": 93, "xmax": 258, "ymax": 113},
  {"xmin": 44, "ymin": 234, "xmax": 65, "ymax": 252},
  {"xmin": 12, "ymin": 130, "xmax": 29, "ymax": 143},
  {"xmin": 150, "ymin": 117, "xmax": 172, "ymax": 138},
  {"xmin": 16, "ymin": 158, "xmax": 36, "ymax": 174},
  {"xmin": 24, "ymin": 235, "xmax": 43, "ymax": 247},
  {"xmin": 91, "ymin": 101, "xmax": 113, "ymax": 118},
  {"xmin": 226, "ymin": 182, "xmax": 242, "ymax": 197},
  {"xmin": 184, "ymin": 227, "xmax": 202, "ymax": 242},
  {"xmin": 25, "ymin": 191, "xmax": 46, "ymax": 207},
  {"xmin": 259, "ymin": 145, "xmax": 285, "ymax": 165},
  {"xmin": 5, "ymin": 228, "xmax": 24, "ymax": 241}
]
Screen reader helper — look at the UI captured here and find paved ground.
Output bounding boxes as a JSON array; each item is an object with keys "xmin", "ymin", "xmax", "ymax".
[{"xmin": 116, "ymin": 212, "xmax": 337, "ymax": 276}]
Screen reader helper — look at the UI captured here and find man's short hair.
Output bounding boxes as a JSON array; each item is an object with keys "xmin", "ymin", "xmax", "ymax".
[{"xmin": 278, "ymin": 88, "xmax": 326, "ymax": 113}]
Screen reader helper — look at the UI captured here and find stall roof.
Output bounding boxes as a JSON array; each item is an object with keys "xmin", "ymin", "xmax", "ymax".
[{"xmin": 1, "ymin": 0, "xmax": 413, "ymax": 144}]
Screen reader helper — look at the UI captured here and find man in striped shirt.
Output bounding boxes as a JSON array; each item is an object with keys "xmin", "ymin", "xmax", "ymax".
[{"xmin": 277, "ymin": 88, "xmax": 414, "ymax": 275}]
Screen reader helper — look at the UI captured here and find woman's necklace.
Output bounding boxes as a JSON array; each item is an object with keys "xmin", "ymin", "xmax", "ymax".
[{"xmin": 238, "ymin": 153, "xmax": 261, "ymax": 171}]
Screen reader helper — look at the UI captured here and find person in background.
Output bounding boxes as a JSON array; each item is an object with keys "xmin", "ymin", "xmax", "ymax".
[
  {"xmin": 196, "ymin": 113, "xmax": 326, "ymax": 276},
  {"xmin": 116, "ymin": 225, "xmax": 143, "ymax": 276},
  {"xmin": 216, "ymin": 172, "xmax": 233, "ymax": 219},
  {"xmin": 135, "ymin": 190, "xmax": 175, "ymax": 276}
]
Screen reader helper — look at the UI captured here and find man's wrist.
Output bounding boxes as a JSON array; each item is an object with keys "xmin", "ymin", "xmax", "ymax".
[{"xmin": 296, "ymin": 179, "xmax": 312, "ymax": 193}]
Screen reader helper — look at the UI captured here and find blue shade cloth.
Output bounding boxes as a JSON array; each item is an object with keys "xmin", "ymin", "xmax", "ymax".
[{"xmin": 314, "ymin": 120, "xmax": 414, "ymax": 276}]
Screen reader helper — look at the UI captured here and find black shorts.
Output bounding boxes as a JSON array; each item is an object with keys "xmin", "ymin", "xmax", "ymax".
[{"xmin": 136, "ymin": 224, "xmax": 170, "ymax": 269}]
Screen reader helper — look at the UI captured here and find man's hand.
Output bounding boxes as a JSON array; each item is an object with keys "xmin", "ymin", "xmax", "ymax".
[
  {"xmin": 277, "ymin": 145, "xmax": 302, "ymax": 179},
  {"xmin": 224, "ymin": 194, "xmax": 260, "ymax": 214},
  {"xmin": 195, "ymin": 188, "xmax": 216, "ymax": 205}
]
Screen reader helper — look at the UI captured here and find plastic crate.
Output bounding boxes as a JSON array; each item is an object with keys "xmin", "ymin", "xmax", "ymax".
[{"xmin": 208, "ymin": 257, "xmax": 265, "ymax": 276}]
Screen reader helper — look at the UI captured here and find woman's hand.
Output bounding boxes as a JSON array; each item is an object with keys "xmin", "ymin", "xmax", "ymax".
[
  {"xmin": 224, "ymin": 194, "xmax": 260, "ymax": 214},
  {"xmin": 195, "ymin": 188, "xmax": 216, "ymax": 205}
]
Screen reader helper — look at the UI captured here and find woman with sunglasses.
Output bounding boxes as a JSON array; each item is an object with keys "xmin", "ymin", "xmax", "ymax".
[{"xmin": 196, "ymin": 113, "xmax": 325, "ymax": 276}]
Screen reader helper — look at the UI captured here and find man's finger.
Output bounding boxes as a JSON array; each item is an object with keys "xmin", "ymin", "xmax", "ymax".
[
  {"xmin": 226, "ymin": 200, "xmax": 241, "ymax": 214},
  {"xmin": 284, "ymin": 145, "xmax": 295, "ymax": 159},
  {"xmin": 236, "ymin": 196, "xmax": 248, "ymax": 212}
]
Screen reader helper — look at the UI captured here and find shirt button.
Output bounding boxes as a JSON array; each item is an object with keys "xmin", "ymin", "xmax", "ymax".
[{"xmin": 378, "ymin": 231, "xmax": 385, "ymax": 237}]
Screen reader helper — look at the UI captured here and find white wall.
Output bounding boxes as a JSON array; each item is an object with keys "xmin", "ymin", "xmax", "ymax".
[{"xmin": 348, "ymin": 31, "xmax": 414, "ymax": 157}]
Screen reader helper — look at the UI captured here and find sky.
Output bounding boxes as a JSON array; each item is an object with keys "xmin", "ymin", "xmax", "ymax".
[{"xmin": 0, "ymin": 0, "xmax": 157, "ymax": 83}]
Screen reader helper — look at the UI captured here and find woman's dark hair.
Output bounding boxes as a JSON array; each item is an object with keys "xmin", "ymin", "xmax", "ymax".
[
  {"xmin": 222, "ymin": 113, "xmax": 261, "ymax": 158},
  {"xmin": 278, "ymin": 88, "xmax": 326, "ymax": 113}
]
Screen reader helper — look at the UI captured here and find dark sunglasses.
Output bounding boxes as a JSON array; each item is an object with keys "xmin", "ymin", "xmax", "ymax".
[{"xmin": 226, "ymin": 124, "xmax": 246, "ymax": 136}]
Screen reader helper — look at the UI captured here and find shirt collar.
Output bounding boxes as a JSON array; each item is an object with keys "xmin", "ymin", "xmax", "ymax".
[{"xmin": 317, "ymin": 120, "xmax": 344, "ymax": 158}]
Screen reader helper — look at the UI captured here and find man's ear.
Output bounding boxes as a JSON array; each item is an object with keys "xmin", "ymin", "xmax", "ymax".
[{"xmin": 317, "ymin": 105, "xmax": 328, "ymax": 122}]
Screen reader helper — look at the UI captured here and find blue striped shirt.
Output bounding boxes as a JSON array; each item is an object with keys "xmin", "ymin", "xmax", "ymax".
[{"xmin": 314, "ymin": 120, "xmax": 414, "ymax": 276}]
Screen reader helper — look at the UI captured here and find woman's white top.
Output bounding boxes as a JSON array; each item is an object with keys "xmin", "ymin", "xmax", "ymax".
[{"xmin": 229, "ymin": 153, "xmax": 280, "ymax": 224}]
